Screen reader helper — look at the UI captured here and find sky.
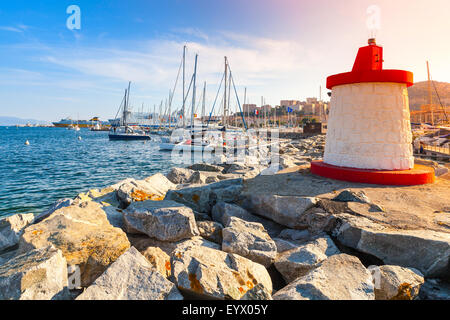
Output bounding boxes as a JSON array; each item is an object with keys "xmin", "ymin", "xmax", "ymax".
[{"xmin": 0, "ymin": 0, "xmax": 448, "ymax": 122}]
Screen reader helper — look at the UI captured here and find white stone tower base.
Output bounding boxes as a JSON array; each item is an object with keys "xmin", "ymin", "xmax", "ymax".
[{"xmin": 324, "ymin": 82, "xmax": 414, "ymax": 170}]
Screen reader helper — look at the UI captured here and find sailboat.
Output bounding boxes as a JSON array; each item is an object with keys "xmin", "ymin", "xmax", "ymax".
[{"xmin": 109, "ymin": 82, "xmax": 151, "ymax": 141}]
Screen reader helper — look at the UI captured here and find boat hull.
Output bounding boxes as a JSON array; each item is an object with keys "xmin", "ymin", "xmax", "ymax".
[{"xmin": 109, "ymin": 134, "xmax": 151, "ymax": 141}]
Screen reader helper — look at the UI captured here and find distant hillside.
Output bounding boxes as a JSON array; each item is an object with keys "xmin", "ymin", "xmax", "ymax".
[
  {"xmin": 408, "ymin": 81, "xmax": 450, "ymax": 111},
  {"xmin": 0, "ymin": 116, "xmax": 50, "ymax": 126}
]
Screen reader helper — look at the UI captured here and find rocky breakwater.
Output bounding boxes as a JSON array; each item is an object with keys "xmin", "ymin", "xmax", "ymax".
[{"xmin": 0, "ymin": 134, "xmax": 448, "ymax": 300}]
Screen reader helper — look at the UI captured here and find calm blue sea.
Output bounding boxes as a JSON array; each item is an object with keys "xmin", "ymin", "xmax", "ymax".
[{"xmin": 0, "ymin": 126, "xmax": 177, "ymax": 218}]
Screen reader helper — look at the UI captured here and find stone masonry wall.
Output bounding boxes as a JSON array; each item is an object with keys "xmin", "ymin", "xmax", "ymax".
[{"xmin": 324, "ymin": 82, "xmax": 413, "ymax": 170}]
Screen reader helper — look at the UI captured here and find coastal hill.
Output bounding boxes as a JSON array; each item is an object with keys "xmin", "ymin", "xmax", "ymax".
[
  {"xmin": 408, "ymin": 81, "xmax": 450, "ymax": 111},
  {"xmin": 0, "ymin": 116, "xmax": 49, "ymax": 126}
]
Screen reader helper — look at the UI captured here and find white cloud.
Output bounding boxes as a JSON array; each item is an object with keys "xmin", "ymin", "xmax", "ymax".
[
  {"xmin": 0, "ymin": 26, "xmax": 23, "ymax": 33},
  {"xmin": 42, "ymin": 31, "xmax": 319, "ymax": 91},
  {"xmin": 0, "ymin": 24, "xmax": 29, "ymax": 33}
]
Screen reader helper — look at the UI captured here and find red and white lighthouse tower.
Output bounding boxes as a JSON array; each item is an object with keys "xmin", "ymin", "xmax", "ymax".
[{"xmin": 311, "ymin": 39, "xmax": 435, "ymax": 185}]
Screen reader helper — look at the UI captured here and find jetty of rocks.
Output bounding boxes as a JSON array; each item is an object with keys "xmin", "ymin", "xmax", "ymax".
[{"xmin": 0, "ymin": 135, "xmax": 449, "ymax": 300}]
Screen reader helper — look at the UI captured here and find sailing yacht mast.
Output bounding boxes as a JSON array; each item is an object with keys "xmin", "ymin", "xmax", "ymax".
[
  {"xmin": 223, "ymin": 56, "xmax": 228, "ymax": 128},
  {"xmin": 122, "ymin": 89, "xmax": 128, "ymax": 127},
  {"xmin": 427, "ymin": 61, "xmax": 434, "ymax": 126},
  {"xmin": 191, "ymin": 54, "xmax": 198, "ymax": 129},
  {"xmin": 201, "ymin": 81, "xmax": 206, "ymax": 125},
  {"xmin": 168, "ymin": 90, "xmax": 172, "ymax": 129},
  {"xmin": 243, "ymin": 87, "xmax": 247, "ymax": 128},
  {"xmin": 182, "ymin": 46, "xmax": 186, "ymax": 128}
]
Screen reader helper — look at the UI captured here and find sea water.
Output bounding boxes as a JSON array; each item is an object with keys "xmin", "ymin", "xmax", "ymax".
[{"xmin": 0, "ymin": 126, "xmax": 177, "ymax": 217}]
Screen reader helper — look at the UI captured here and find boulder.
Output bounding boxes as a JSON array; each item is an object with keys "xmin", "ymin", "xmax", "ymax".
[
  {"xmin": 211, "ymin": 202, "xmax": 283, "ymax": 238},
  {"xmin": 278, "ymin": 229, "xmax": 310, "ymax": 242},
  {"xmin": 414, "ymin": 158, "xmax": 449, "ymax": 177},
  {"xmin": 205, "ymin": 175, "xmax": 221, "ymax": 184},
  {"xmin": 188, "ymin": 171, "xmax": 209, "ymax": 185},
  {"xmin": 165, "ymin": 178, "xmax": 243, "ymax": 213},
  {"xmin": 76, "ymin": 247, "xmax": 182, "ymax": 300},
  {"xmin": 129, "ymin": 235, "xmax": 220, "ymax": 257},
  {"xmin": 116, "ymin": 173, "xmax": 176, "ymax": 208},
  {"xmin": 419, "ymin": 278, "xmax": 450, "ymax": 300},
  {"xmin": 274, "ymin": 236, "xmax": 340, "ymax": 283},
  {"xmin": 280, "ymin": 155, "xmax": 297, "ymax": 169},
  {"xmin": 197, "ymin": 221, "xmax": 223, "ymax": 244},
  {"xmin": 34, "ymin": 198, "xmax": 73, "ymax": 223},
  {"xmin": 123, "ymin": 200, "xmax": 199, "ymax": 241},
  {"xmin": 74, "ymin": 187, "xmax": 119, "ymax": 207},
  {"xmin": 221, "ymin": 163, "xmax": 248, "ymax": 174},
  {"xmin": 222, "ymin": 217, "xmax": 277, "ymax": 267},
  {"xmin": 0, "ymin": 213, "xmax": 35, "ymax": 252},
  {"xmin": 142, "ymin": 246, "xmax": 172, "ymax": 278},
  {"xmin": 166, "ymin": 167, "xmax": 195, "ymax": 184},
  {"xmin": 99, "ymin": 203, "xmax": 125, "ymax": 229},
  {"xmin": 172, "ymin": 237, "xmax": 221, "ymax": 253},
  {"xmin": 243, "ymin": 194, "xmax": 317, "ymax": 229},
  {"xmin": 332, "ymin": 213, "xmax": 450, "ymax": 277},
  {"xmin": 0, "ymin": 250, "xmax": 17, "ymax": 266},
  {"xmin": 299, "ymin": 207, "xmax": 337, "ymax": 232},
  {"xmin": 273, "ymin": 254, "xmax": 375, "ymax": 300},
  {"xmin": 0, "ymin": 246, "xmax": 68, "ymax": 300},
  {"xmin": 332, "ymin": 189, "xmax": 370, "ymax": 204},
  {"xmin": 259, "ymin": 165, "xmax": 283, "ymax": 176},
  {"xmin": 435, "ymin": 212, "xmax": 450, "ymax": 229},
  {"xmin": 368, "ymin": 265, "xmax": 424, "ymax": 300},
  {"xmin": 188, "ymin": 163, "xmax": 223, "ymax": 172},
  {"xmin": 273, "ymin": 238, "xmax": 302, "ymax": 253},
  {"xmin": 18, "ymin": 201, "xmax": 130, "ymax": 287},
  {"xmin": 171, "ymin": 245, "xmax": 272, "ymax": 300},
  {"xmin": 240, "ymin": 283, "xmax": 272, "ymax": 300}
]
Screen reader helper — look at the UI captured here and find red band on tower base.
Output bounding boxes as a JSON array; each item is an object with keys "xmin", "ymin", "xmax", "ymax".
[{"xmin": 310, "ymin": 161, "xmax": 435, "ymax": 186}]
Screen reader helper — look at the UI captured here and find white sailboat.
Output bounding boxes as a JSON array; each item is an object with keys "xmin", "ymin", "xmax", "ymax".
[{"xmin": 109, "ymin": 82, "xmax": 151, "ymax": 141}]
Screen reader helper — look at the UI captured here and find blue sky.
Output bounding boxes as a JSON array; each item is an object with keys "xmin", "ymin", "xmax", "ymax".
[{"xmin": 0, "ymin": 0, "xmax": 449, "ymax": 121}]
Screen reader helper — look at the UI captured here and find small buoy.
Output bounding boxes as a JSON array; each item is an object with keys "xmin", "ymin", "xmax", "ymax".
[{"xmin": 25, "ymin": 140, "xmax": 30, "ymax": 145}]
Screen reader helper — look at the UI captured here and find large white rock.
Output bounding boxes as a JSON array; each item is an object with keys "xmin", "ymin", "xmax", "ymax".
[
  {"xmin": 332, "ymin": 213, "xmax": 450, "ymax": 278},
  {"xmin": 0, "ymin": 246, "xmax": 68, "ymax": 300},
  {"xmin": 197, "ymin": 220, "xmax": 223, "ymax": 244},
  {"xmin": 166, "ymin": 167, "xmax": 196, "ymax": 184},
  {"xmin": 123, "ymin": 200, "xmax": 199, "ymax": 241},
  {"xmin": 142, "ymin": 246, "xmax": 172, "ymax": 278},
  {"xmin": 324, "ymin": 82, "xmax": 413, "ymax": 170},
  {"xmin": 171, "ymin": 245, "xmax": 272, "ymax": 300},
  {"xmin": 273, "ymin": 254, "xmax": 375, "ymax": 300},
  {"xmin": 34, "ymin": 198, "xmax": 73, "ymax": 223},
  {"xmin": 116, "ymin": 173, "xmax": 176, "ymax": 208},
  {"xmin": 76, "ymin": 247, "xmax": 183, "ymax": 300},
  {"xmin": 18, "ymin": 201, "xmax": 130, "ymax": 287},
  {"xmin": 419, "ymin": 278, "xmax": 450, "ymax": 300},
  {"xmin": 165, "ymin": 178, "xmax": 243, "ymax": 213},
  {"xmin": 129, "ymin": 234, "xmax": 220, "ymax": 257},
  {"xmin": 241, "ymin": 283, "xmax": 272, "ymax": 300},
  {"xmin": 274, "ymin": 236, "xmax": 341, "ymax": 283},
  {"xmin": 222, "ymin": 217, "xmax": 277, "ymax": 267},
  {"xmin": 212, "ymin": 202, "xmax": 283, "ymax": 237},
  {"xmin": 0, "ymin": 213, "xmax": 35, "ymax": 252},
  {"xmin": 369, "ymin": 265, "xmax": 424, "ymax": 300},
  {"xmin": 243, "ymin": 194, "xmax": 317, "ymax": 229}
]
